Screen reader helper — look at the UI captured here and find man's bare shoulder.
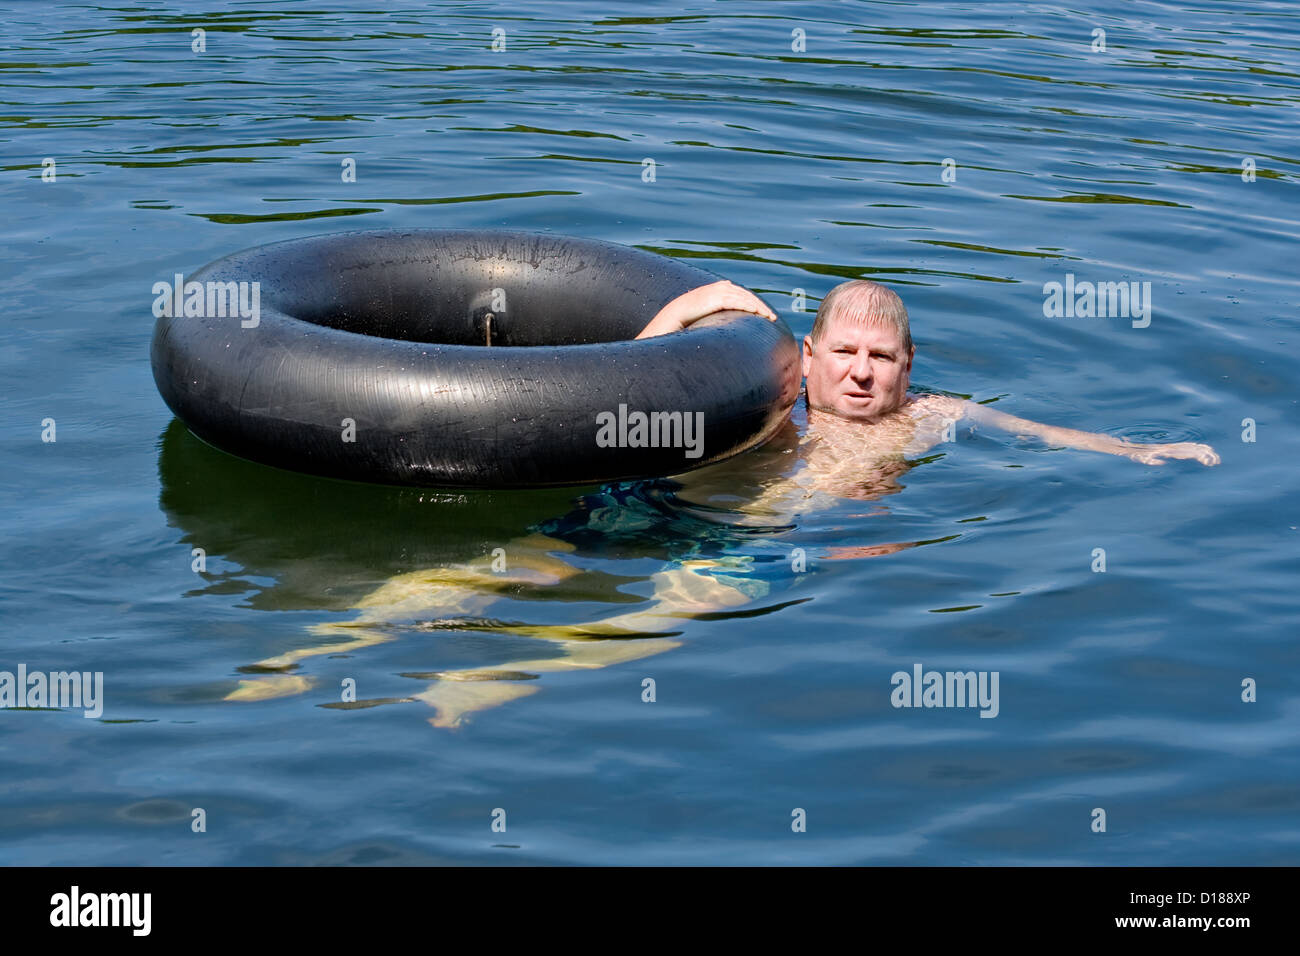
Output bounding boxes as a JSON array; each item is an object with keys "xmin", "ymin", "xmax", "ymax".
[{"xmin": 905, "ymin": 393, "xmax": 968, "ymax": 421}]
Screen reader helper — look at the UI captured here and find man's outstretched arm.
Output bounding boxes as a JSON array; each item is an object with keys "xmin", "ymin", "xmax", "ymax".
[{"xmin": 958, "ymin": 400, "xmax": 1220, "ymax": 466}]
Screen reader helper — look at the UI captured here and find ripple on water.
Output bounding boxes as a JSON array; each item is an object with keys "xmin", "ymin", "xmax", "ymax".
[{"xmin": 1100, "ymin": 421, "xmax": 1205, "ymax": 444}]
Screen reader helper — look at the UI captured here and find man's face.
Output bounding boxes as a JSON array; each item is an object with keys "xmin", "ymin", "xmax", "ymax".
[{"xmin": 802, "ymin": 316, "xmax": 914, "ymax": 422}]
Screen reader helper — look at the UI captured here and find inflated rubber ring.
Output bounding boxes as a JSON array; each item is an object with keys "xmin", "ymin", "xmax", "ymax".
[{"xmin": 150, "ymin": 229, "xmax": 801, "ymax": 488}]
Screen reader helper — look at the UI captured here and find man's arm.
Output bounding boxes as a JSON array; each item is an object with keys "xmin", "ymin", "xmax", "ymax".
[
  {"xmin": 958, "ymin": 400, "xmax": 1220, "ymax": 466},
  {"xmin": 636, "ymin": 280, "xmax": 776, "ymax": 338}
]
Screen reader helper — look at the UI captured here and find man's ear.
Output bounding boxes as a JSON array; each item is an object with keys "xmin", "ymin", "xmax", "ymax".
[{"xmin": 802, "ymin": 336, "xmax": 814, "ymax": 378}]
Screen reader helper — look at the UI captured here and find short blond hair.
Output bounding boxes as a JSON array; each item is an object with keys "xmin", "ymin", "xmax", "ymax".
[{"xmin": 810, "ymin": 280, "xmax": 912, "ymax": 354}]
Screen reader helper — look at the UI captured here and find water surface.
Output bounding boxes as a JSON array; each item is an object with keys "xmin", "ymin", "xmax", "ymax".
[{"xmin": 1, "ymin": 0, "xmax": 1298, "ymax": 864}]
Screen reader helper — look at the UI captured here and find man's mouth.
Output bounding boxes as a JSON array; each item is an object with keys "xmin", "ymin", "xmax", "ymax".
[{"xmin": 844, "ymin": 391, "xmax": 873, "ymax": 400}]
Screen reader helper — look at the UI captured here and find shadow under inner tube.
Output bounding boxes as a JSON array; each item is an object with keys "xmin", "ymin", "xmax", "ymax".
[{"xmin": 151, "ymin": 229, "xmax": 801, "ymax": 488}]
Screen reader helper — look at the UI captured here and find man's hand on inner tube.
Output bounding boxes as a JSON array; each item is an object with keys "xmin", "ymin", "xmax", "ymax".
[{"xmin": 636, "ymin": 280, "xmax": 778, "ymax": 339}]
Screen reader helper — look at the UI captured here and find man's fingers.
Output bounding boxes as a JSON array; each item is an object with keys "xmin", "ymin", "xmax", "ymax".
[
  {"xmin": 712, "ymin": 281, "xmax": 776, "ymax": 320},
  {"xmin": 1165, "ymin": 442, "xmax": 1221, "ymax": 466},
  {"xmin": 672, "ymin": 281, "xmax": 777, "ymax": 326},
  {"xmin": 1129, "ymin": 442, "xmax": 1221, "ymax": 466},
  {"xmin": 723, "ymin": 294, "xmax": 776, "ymax": 321}
]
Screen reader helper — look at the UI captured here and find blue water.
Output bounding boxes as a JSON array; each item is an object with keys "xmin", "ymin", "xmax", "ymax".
[{"xmin": 2, "ymin": 0, "xmax": 1298, "ymax": 865}]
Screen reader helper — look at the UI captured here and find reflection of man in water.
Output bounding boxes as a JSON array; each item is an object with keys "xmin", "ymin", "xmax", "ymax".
[{"xmin": 229, "ymin": 279, "xmax": 1219, "ymax": 726}]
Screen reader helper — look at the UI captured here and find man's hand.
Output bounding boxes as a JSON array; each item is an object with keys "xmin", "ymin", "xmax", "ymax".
[
  {"xmin": 636, "ymin": 280, "xmax": 777, "ymax": 339},
  {"xmin": 1121, "ymin": 441, "xmax": 1220, "ymax": 466}
]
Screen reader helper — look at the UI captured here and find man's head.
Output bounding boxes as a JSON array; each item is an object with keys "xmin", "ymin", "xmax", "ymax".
[{"xmin": 802, "ymin": 280, "xmax": 915, "ymax": 422}]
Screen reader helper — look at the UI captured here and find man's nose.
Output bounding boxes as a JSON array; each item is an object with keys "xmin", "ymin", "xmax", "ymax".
[{"xmin": 849, "ymin": 352, "xmax": 872, "ymax": 383}]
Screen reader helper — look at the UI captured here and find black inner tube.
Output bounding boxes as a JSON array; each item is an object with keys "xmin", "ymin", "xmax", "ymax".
[{"xmin": 151, "ymin": 229, "xmax": 801, "ymax": 488}]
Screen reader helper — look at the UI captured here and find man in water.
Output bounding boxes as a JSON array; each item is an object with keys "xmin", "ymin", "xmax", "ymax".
[
  {"xmin": 228, "ymin": 278, "xmax": 1219, "ymax": 725},
  {"xmin": 639, "ymin": 278, "xmax": 1220, "ymax": 468}
]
